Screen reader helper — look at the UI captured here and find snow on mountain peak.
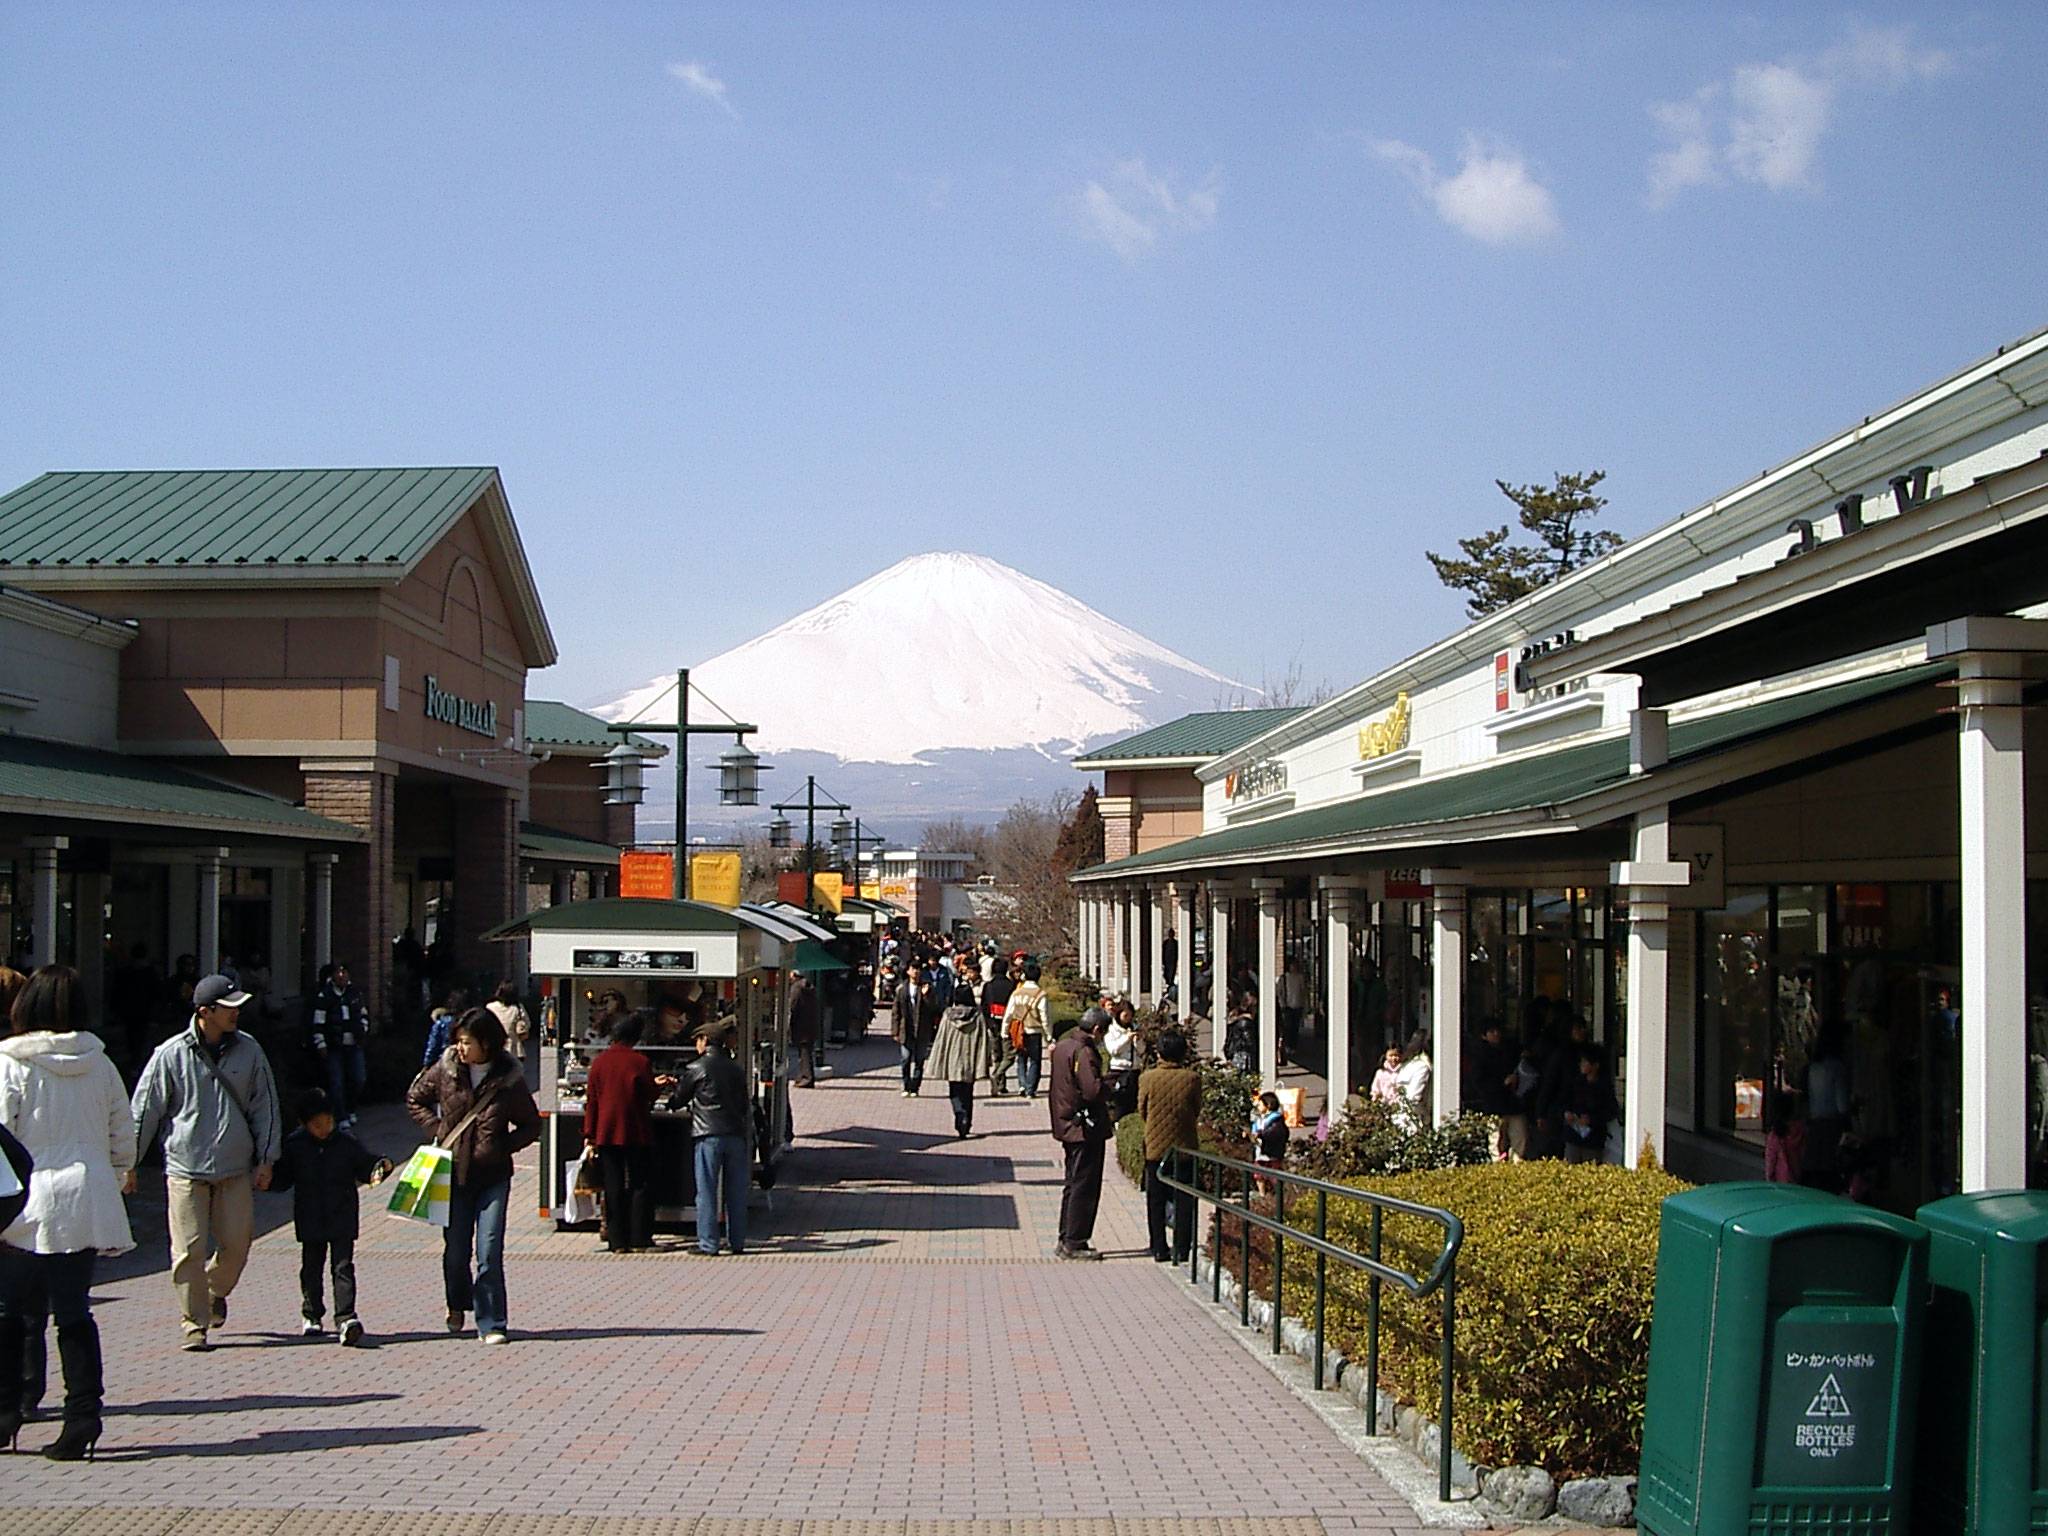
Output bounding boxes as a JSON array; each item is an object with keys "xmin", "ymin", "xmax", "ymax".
[{"xmin": 592, "ymin": 551, "xmax": 1246, "ymax": 765}]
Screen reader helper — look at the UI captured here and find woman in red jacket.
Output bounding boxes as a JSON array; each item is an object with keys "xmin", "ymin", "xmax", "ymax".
[{"xmin": 582, "ymin": 1010, "xmax": 659, "ymax": 1253}]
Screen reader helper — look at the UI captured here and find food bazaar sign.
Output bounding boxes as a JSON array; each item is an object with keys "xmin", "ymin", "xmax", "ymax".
[
  {"xmin": 1225, "ymin": 759, "xmax": 1288, "ymax": 803},
  {"xmin": 423, "ymin": 675, "xmax": 499, "ymax": 738}
]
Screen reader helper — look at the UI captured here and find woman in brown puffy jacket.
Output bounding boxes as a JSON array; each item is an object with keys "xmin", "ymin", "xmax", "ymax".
[{"xmin": 406, "ymin": 1008, "xmax": 539, "ymax": 1345}]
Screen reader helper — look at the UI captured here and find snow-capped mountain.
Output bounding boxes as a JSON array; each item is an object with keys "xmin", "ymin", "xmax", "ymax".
[{"xmin": 590, "ymin": 552, "xmax": 1250, "ymax": 832}]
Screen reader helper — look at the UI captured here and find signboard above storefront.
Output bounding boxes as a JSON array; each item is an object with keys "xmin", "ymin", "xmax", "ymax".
[
  {"xmin": 423, "ymin": 674, "xmax": 499, "ymax": 738},
  {"xmin": 1224, "ymin": 758, "xmax": 1288, "ymax": 803},
  {"xmin": 572, "ymin": 947, "xmax": 698, "ymax": 972},
  {"xmin": 1357, "ymin": 691, "xmax": 1412, "ymax": 760}
]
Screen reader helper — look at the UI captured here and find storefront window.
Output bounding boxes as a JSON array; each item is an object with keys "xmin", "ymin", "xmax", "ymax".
[
  {"xmin": 1701, "ymin": 888, "xmax": 1771, "ymax": 1143},
  {"xmin": 1698, "ymin": 881, "xmax": 1967, "ymax": 1211}
]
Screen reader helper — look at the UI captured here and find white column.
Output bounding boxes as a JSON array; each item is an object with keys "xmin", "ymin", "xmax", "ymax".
[
  {"xmin": 195, "ymin": 848, "xmax": 227, "ymax": 975},
  {"xmin": 1428, "ymin": 874, "xmax": 1467, "ymax": 1126},
  {"xmin": 1322, "ymin": 878, "xmax": 1359, "ymax": 1119},
  {"xmin": 310, "ymin": 853, "xmax": 337, "ymax": 974},
  {"xmin": 1147, "ymin": 886, "xmax": 1167, "ymax": 1008},
  {"xmin": 1174, "ymin": 884, "xmax": 1196, "ymax": 1027},
  {"xmin": 1130, "ymin": 888, "xmax": 1146, "ymax": 999},
  {"xmin": 1958, "ymin": 659, "xmax": 2028, "ymax": 1191},
  {"xmin": 1094, "ymin": 893, "xmax": 1109, "ymax": 983},
  {"xmin": 1254, "ymin": 878, "xmax": 1284, "ymax": 1086},
  {"xmin": 1615, "ymin": 811, "xmax": 1688, "ymax": 1171},
  {"xmin": 1209, "ymin": 885, "xmax": 1233, "ymax": 1061},
  {"xmin": 26, "ymin": 835, "xmax": 67, "ymax": 968}
]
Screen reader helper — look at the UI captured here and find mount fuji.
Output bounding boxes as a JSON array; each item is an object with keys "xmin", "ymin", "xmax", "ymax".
[{"xmin": 591, "ymin": 552, "xmax": 1250, "ymax": 836}]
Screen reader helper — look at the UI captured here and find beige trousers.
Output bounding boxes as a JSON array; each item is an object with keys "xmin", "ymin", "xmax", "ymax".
[{"xmin": 167, "ymin": 1173, "xmax": 255, "ymax": 1336}]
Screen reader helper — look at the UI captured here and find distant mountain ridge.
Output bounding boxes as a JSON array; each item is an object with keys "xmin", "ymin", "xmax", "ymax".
[{"xmin": 591, "ymin": 551, "xmax": 1253, "ymax": 834}]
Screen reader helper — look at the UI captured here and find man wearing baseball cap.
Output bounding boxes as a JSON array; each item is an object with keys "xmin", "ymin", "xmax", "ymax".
[{"xmin": 129, "ymin": 973, "xmax": 283, "ymax": 1350}]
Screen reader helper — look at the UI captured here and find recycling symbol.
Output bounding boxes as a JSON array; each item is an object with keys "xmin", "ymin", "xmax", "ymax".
[{"xmin": 1805, "ymin": 1374, "xmax": 1853, "ymax": 1419}]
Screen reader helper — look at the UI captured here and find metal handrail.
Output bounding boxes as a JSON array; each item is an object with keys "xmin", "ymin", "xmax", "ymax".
[{"xmin": 1158, "ymin": 1146, "xmax": 1466, "ymax": 1502}]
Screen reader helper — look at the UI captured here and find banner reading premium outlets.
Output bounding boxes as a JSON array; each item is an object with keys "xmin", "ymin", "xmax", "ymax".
[{"xmin": 691, "ymin": 852, "xmax": 742, "ymax": 908}]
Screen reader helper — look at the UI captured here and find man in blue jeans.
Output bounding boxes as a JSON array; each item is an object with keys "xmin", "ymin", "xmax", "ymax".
[{"xmin": 677, "ymin": 1024, "xmax": 751, "ymax": 1255}]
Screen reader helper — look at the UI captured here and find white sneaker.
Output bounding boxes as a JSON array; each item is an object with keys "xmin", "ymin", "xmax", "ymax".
[
  {"xmin": 300, "ymin": 1320, "xmax": 325, "ymax": 1338},
  {"xmin": 480, "ymin": 1330, "xmax": 510, "ymax": 1346},
  {"xmin": 339, "ymin": 1318, "xmax": 364, "ymax": 1347}
]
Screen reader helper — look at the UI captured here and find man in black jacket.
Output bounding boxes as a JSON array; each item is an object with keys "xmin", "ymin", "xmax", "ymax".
[
  {"xmin": 679, "ymin": 1025, "xmax": 751, "ymax": 1255},
  {"xmin": 1048, "ymin": 1009, "xmax": 1112, "ymax": 1260},
  {"xmin": 1463, "ymin": 1019, "xmax": 1521, "ymax": 1161}
]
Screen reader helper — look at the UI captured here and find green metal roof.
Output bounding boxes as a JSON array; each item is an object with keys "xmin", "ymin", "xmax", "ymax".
[
  {"xmin": 790, "ymin": 939, "xmax": 851, "ymax": 972},
  {"xmin": 0, "ymin": 467, "xmax": 499, "ymax": 571},
  {"xmin": 1073, "ymin": 708, "xmax": 1309, "ymax": 766},
  {"xmin": 524, "ymin": 700, "xmax": 659, "ymax": 754},
  {"xmin": 483, "ymin": 896, "xmax": 745, "ymax": 939},
  {"xmin": 518, "ymin": 821, "xmax": 622, "ymax": 865},
  {"xmin": 1077, "ymin": 665, "xmax": 1947, "ymax": 879},
  {"xmin": 0, "ymin": 735, "xmax": 363, "ymax": 841}
]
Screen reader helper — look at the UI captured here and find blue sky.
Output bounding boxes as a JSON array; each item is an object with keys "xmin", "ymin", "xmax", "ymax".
[{"xmin": 3, "ymin": 3, "xmax": 2041, "ymax": 707}]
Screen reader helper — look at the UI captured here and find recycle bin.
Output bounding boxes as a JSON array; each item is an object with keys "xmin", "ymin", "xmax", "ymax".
[
  {"xmin": 1636, "ymin": 1182, "xmax": 1927, "ymax": 1536},
  {"xmin": 1914, "ymin": 1190, "xmax": 2048, "ymax": 1536}
]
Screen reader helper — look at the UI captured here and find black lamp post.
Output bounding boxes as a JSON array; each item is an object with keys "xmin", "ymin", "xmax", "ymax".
[
  {"xmin": 769, "ymin": 775, "xmax": 851, "ymax": 914},
  {"xmin": 606, "ymin": 667, "xmax": 762, "ymax": 900}
]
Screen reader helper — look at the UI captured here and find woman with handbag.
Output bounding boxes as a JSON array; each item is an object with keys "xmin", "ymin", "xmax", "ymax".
[
  {"xmin": 0, "ymin": 965, "xmax": 134, "ymax": 1459},
  {"xmin": 406, "ymin": 1008, "xmax": 540, "ymax": 1344},
  {"xmin": 485, "ymin": 981, "xmax": 534, "ymax": 1087}
]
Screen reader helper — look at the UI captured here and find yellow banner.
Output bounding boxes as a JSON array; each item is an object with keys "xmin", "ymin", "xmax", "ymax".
[
  {"xmin": 690, "ymin": 852, "xmax": 742, "ymax": 908},
  {"xmin": 859, "ymin": 882, "xmax": 881, "ymax": 900},
  {"xmin": 812, "ymin": 872, "xmax": 843, "ymax": 913}
]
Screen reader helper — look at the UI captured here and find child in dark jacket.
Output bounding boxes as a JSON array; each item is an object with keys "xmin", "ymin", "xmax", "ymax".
[{"xmin": 270, "ymin": 1089, "xmax": 392, "ymax": 1345}]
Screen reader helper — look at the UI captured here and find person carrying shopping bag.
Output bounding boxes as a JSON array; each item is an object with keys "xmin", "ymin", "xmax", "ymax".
[{"xmin": 406, "ymin": 1008, "xmax": 540, "ymax": 1344}]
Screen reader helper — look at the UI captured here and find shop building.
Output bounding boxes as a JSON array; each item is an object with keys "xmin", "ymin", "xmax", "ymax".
[
  {"xmin": 1074, "ymin": 708, "xmax": 1304, "ymax": 862},
  {"xmin": 0, "ymin": 467, "xmax": 637, "ymax": 1025},
  {"xmin": 1073, "ymin": 326, "xmax": 2048, "ymax": 1204},
  {"xmin": 859, "ymin": 846, "xmax": 977, "ymax": 934}
]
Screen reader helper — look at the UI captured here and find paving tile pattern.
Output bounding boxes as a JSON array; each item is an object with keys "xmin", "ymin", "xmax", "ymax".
[{"xmin": 3, "ymin": 1039, "xmax": 1431, "ymax": 1534}]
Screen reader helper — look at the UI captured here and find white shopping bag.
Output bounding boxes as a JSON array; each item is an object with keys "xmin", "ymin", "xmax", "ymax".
[{"xmin": 560, "ymin": 1152, "xmax": 602, "ymax": 1225}]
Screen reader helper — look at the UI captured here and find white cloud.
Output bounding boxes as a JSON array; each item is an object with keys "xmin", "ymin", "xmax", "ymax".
[
  {"xmin": 1647, "ymin": 24, "xmax": 1951, "ymax": 205},
  {"xmin": 1075, "ymin": 158, "xmax": 1220, "ymax": 263},
  {"xmin": 1372, "ymin": 135, "xmax": 1560, "ymax": 246},
  {"xmin": 668, "ymin": 60, "xmax": 737, "ymax": 120}
]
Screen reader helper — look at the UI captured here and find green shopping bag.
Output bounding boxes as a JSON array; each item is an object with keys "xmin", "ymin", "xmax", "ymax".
[{"xmin": 385, "ymin": 1144, "xmax": 454, "ymax": 1227}]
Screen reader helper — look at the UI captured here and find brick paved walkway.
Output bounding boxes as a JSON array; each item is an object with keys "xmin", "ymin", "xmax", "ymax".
[{"xmin": 5, "ymin": 1039, "xmax": 1438, "ymax": 1536}]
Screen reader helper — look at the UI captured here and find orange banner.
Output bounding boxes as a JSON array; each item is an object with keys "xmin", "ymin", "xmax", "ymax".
[{"xmin": 618, "ymin": 850, "xmax": 674, "ymax": 900}]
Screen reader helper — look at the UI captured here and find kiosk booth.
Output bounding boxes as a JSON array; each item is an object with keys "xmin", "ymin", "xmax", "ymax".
[{"xmin": 485, "ymin": 897, "xmax": 798, "ymax": 1232}]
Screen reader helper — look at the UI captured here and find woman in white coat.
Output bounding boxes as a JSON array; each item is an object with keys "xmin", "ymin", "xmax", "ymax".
[{"xmin": 0, "ymin": 965, "xmax": 134, "ymax": 1460}]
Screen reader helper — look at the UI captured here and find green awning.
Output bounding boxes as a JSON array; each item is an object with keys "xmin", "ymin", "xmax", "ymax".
[
  {"xmin": 0, "ymin": 734, "xmax": 362, "ymax": 842},
  {"xmin": 519, "ymin": 821, "xmax": 621, "ymax": 865},
  {"xmin": 1076, "ymin": 663, "xmax": 1949, "ymax": 880},
  {"xmin": 789, "ymin": 940, "xmax": 850, "ymax": 973}
]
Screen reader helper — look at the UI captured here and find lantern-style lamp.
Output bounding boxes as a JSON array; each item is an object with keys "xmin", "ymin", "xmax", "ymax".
[
  {"xmin": 767, "ymin": 816, "xmax": 794, "ymax": 850},
  {"xmin": 828, "ymin": 817, "xmax": 854, "ymax": 852},
  {"xmin": 599, "ymin": 741, "xmax": 651, "ymax": 806},
  {"xmin": 716, "ymin": 740, "xmax": 762, "ymax": 806}
]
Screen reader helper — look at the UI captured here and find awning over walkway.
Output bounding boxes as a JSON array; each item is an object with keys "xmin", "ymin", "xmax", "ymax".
[
  {"xmin": 789, "ymin": 940, "xmax": 850, "ymax": 972},
  {"xmin": 0, "ymin": 734, "xmax": 362, "ymax": 842},
  {"xmin": 519, "ymin": 821, "xmax": 622, "ymax": 866},
  {"xmin": 1074, "ymin": 662, "xmax": 1948, "ymax": 881}
]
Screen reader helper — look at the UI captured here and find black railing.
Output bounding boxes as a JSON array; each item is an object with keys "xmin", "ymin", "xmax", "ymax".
[{"xmin": 1158, "ymin": 1147, "xmax": 1466, "ymax": 1502}]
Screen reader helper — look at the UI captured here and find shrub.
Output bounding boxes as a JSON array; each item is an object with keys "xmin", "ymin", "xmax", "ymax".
[
  {"xmin": 1115, "ymin": 1112, "xmax": 1148, "ymax": 1185},
  {"xmin": 1289, "ymin": 1096, "xmax": 1497, "ymax": 1180},
  {"xmin": 1199, "ymin": 1062, "xmax": 1259, "ymax": 1155},
  {"xmin": 1280, "ymin": 1160, "xmax": 1687, "ymax": 1478}
]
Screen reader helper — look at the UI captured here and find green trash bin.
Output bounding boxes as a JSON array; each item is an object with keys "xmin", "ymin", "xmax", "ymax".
[
  {"xmin": 1637, "ymin": 1182, "xmax": 1927, "ymax": 1536},
  {"xmin": 1914, "ymin": 1191, "xmax": 2048, "ymax": 1535}
]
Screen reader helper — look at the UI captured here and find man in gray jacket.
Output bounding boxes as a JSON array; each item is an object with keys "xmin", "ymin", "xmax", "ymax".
[{"xmin": 127, "ymin": 974, "xmax": 283, "ymax": 1350}]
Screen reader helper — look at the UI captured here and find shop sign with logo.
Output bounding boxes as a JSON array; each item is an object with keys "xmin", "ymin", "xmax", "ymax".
[
  {"xmin": 1493, "ymin": 651, "xmax": 1512, "ymax": 713},
  {"xmin": 1225, "ymin": 759, "xmax": 1288, "ymax": 803},
  {"xmin": 1357, "ymin": 692, "xmax": 1412, "ymax": 760},
  {"xmin": 1667, "ymin": 824, "xmax": 1725, "ymax": 909},
  {"xmin": 1510, "ymin": 631, "xmax": 1586, "ymax": 707},
  {"xmin": 1369, "ymin": 868, "xmax": 1432, "ymax": 902},
  {"xmin": 572, "ymin": 948, "xmax": 697, "ymax": 972},
  {"xmin": 423, "ymin": 675, "xmax": 499, "ymax": 738}
]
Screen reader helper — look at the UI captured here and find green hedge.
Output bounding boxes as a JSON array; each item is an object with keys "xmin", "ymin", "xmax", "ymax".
[
  {"xmin": 1115, "ymin": 1113, "xmax": 1147, "ymax": 1185},
  {"xmin": 1280, "ymin": 1160, "xmax": 1686, "ymax": 1477}
]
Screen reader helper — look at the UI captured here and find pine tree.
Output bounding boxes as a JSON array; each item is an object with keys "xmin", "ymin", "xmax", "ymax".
[
  {"xmin": 1053, "ymin": 785, "xmax": 1106, "ymax": 871},
  {"xmin": 1427, "ymin": 470, "xmax": 1621, "ymax": 619}
]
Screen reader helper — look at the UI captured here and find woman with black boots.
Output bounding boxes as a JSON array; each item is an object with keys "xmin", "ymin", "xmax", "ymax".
[{"xmin": 0, "ymin": 964, "xmax": 135, "ymax": 1459}]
